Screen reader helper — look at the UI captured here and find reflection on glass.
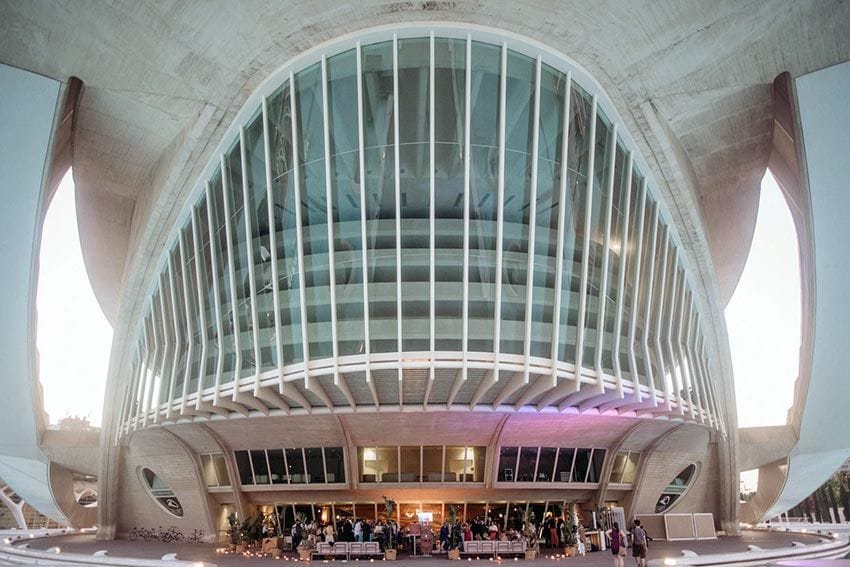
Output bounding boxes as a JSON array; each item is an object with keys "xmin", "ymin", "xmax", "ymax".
[
  {"xmin": 424, "ymin": 445, "xmax": 444, "ymax": 482},
  {"xmin": 305, "ymin": 447, "xmax": 325, "ymax": 483},
  {"xmin": 235, "ymin": 450, "xmax": 253, "ymax": 485},
  {"xmin": 498, "ymin": 446, "xmax": 518, "ymax": 481},
  {"xmin": 554, "ymin": 448, "xmax": 575, "ymax": 482},
  {"xmin": 286, "ymin": 448, "xmax": 307, "ymax": 484},
  {"xmin": 400, "ymin": 445, "xmax": 420, "ymax": 482},
  {"xmin": 251, "ymin": 450, "xmax": 270, "ymax": 484},
  {"xmin": 324, "ymin": 447, "xmax": 346, "ymax": 483},
  {"xmin": 536, "ymin": 447, "xmax": 557, "ymax": 482},
  {"xmin": 267, "ymin": 449, "xmax": 286, "ymax": 484}
]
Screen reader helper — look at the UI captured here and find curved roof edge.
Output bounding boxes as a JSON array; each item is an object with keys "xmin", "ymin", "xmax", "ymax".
[{"xmin": 761, "ymin": 60, "xmax": 850, "ymax": 520}]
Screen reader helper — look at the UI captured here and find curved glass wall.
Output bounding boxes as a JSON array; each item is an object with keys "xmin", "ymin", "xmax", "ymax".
[{"xmin": 118, "ymin": 31, "xmax": 721, "ymax": 432}]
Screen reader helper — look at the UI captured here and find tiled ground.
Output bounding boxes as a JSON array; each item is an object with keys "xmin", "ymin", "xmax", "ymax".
[{"xmin": 19, "ymin": 531, "xmax": 826, "ymax": 567}]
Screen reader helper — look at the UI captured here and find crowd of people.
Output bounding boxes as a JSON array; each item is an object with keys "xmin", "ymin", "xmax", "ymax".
[{"xmin": 288, "ymin": 517, "xmax": 400, "ymax": 551}]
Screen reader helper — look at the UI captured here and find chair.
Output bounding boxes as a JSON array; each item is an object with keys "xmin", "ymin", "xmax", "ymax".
[
  {"xmin": 334, "ymin": 542, "xmax": 349, "ymax": 559},
  {"xmin": 479, "ymin": 540, "xmax": 495, "ymax": 555},
  {"xmin": 495, "ymin": 541, "xmax": 511, "ymax": 556},
  {"xmin": 312, "ymin": 542, "xmax": 333, "ymax": 559},
  {"xmin": 348, "ymin": 542, "xmax": 363, "ymax": 558},
  {"xmin": 462, "ymin": 541, "xmax": 480, "ymax": 555},
  {"xmin": 510, "ymin": 541, "xmax": 525, "ymax": 554},
  {"xmin": 363, "ymin": 541, "xmax": 384, "ymax": 558}
]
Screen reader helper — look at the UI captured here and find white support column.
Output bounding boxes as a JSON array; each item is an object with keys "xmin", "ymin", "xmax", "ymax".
[
  {"xmin": 652, "ymin": 228, "xmax": 672, "ymax": 412},
  {"xmin": 154, "ymin": 279, "xmax": 170, "ymax": 423},
  {"xmin": 573, "ymin": 96, "xmax": 599, "ymax": 392},
  {"xmin": 700, "ymin": 336, "xmax": 725, "ymax": 434},
  {"xmin": 689, "ymin": 315, "xmax": 710, "ymax": 425},
  {"xmin": 165, "ymin": 252, "xmax": 182, "ymax": 420},
  {"xmin": 191, "ymin": 207, "xmax": 210, "ymax": 410},
  {"xmin": 124, "ymin": 352, "xmax": 143, "ymax": 434},
  {"xmin": 521, "ymin": 55, "xmax": 542, "ymax": 385},
  {"xmin": 320, "ymin": 55, "xmax": 341, "ymax": 386},
  {"xmin": 0, "ymin": 487, "xmax": 27, "ymax": 530},
  {"xmin": 239, "ymin": 127, "xmax": 265, "ymax": 402},
  {"xmin": 219, "ymin": 153, "xmax": 246, "ymax": 405},
  {"xmin": 204, "ymin": 182, "xmax": 227, "ymax": 408},
  {"xmin": 115, "ymin": 360, "xmax": 133, "ymax": 437},
  {"xmin": 428, "ymin": 32, "xmax": 436, "ymax": 384},
  {"xmin": 639, "ymin": 204, "xmax": 659, "ymax": 406},
  {"xmin": 289, "ymin": 71, "xmax": 313, "ymax": 389},
  {"xmin": 178, "ymin": 231, "xmax": 194, "ymax": 415},
  {"xmin": 355, "ymin": 41, "xmax": 373, "ymax": 386},
  {"xmin": 129, "ymin": 340, "xmax": 145, "ymax": 431},
  {"xmin": 664, "ymin": 255, "xmax": 685, "ymax": 414},
  {"xmin": 135, "ymin": 319, "xmax": 152, "ymax": 430},
  {"xmin": 593, "ymin": 122, "xmax": 618, "ymax": 394},
  {"xmin": 689, "ymin": 296, "xmax": 710, "ymax": 424},
  {"xmin": 680, "ymin": 289, "xmax": 702, "ymax": 422},
  {"xmin": 550, "ymin": 72, "xmax": 572, "ymax": 387},
  {"xmin": 261, "ymin": 96, "xmax": 287, "ymax": 396},
  {"xmin": 611, "ymin": 153, "xmax": 634, "ymax": 398},
  {"xmin": 393, "ymin": 34, "xmax": 404, "ymax": 401},
  {"xmin": 626, "ymin": 178, "xmax": 647, "ymax": 404},
  {"xmin": 461, "ymin": 35, "xmax": 472, "ymax": 384},
  {"xmin": 491, "ymin": 41, "xmax": 508, "ymax": 383},
  {"xmin": 674, "ymin": 267, "xmax": 693, "ymax": 416},
  {"xmin": 697, "ymin": 328, "xmax": 722, "ymax": 431}
]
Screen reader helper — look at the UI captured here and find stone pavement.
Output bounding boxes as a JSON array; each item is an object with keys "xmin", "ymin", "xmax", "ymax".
[{"xmin": 22, "ymin": 531, "xmax": 826, "ymax": 567}]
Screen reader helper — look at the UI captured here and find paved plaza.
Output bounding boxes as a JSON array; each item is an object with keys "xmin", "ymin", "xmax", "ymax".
[{"xmin": 19, "ymin": 530, "xmax": 828, "ymax": 567}]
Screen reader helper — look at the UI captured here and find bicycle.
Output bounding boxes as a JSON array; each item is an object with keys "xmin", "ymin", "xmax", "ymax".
[{"xmin": 187, "ymin": 528, "xmax": 206, "ymax": 543}]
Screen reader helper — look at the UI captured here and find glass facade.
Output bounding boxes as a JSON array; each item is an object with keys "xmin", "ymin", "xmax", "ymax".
[
  {"xmin": 358, "ymin": 445, "xmax": 485, "ymax": 483},
  {"xmin": 497, "ymin": 446, "xmax": 606, "ymax": 484},
  {"xmin": 234, "ymin": 447, "xmax": 346, "ymax": 486},
  {"xmin": 120, "ymin": 32, "xmax": 719, "ymax": 432}
]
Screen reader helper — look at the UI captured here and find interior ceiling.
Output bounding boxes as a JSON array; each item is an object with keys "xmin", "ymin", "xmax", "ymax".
[{"xmin": 1, "ymin": 0, "xmax": 849, "ymax": 317}]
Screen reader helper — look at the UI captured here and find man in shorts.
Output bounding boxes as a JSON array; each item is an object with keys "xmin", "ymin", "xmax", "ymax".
[{"xmin": 631, "ymin": 520, "xmax": 648, "ymax": 567}]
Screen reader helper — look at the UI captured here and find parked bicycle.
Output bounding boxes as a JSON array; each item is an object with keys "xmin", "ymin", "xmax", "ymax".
[{"xmin": 128, "ymin": 525, "xmax": 186, "ymax": 543}]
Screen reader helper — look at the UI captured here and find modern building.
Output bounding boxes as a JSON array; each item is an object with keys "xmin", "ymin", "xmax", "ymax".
[{"xmin": 1, "ymin": 1, "xmax": 849, "ymax": 541}]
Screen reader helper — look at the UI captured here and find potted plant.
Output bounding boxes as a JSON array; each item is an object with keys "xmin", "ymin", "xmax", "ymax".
[
  {"xmin": 294, "ymin": 512, "xmax": 313, "ymax": 561},
  {"xmin": 239, "ymin": 511, "xmax": 264, "ymax": 552},
  {"xmin": 227, "ymin": 512, "xmax": 241, "ymax": 552},
  {"xmin": 521, "ymin": 510, "xmax": 539, "ymax": 560},
  {"xmin": 383, "ymin": 497, "xmax": 398, "ymax": 560},
  {"xmin": 562, "ymin": 511, "xmax": 578, "ymax": 557},
  {"xmin": 447, "ymin": 505, "xmax": 461, "ymax": 560}
]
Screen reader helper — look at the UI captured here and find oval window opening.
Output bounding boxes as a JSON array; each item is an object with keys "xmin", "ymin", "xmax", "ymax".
[
  {"xmin": 139, "ymin": 467, "xmax": 183, "ymax": 517},
  {"xmin": 655, "ymin": 463, "xmax": 697, "ymax": 513}
]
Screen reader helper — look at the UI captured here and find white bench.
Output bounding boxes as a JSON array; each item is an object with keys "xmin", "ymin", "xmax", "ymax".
[
  {"xmin": 495, "ymin": 540, "xmax": 526, "ymax": 557},
  {"xmin": 462, "ymin": 540, "xmax": 497, "ymax": 557},
  {"xmin": 313, "ymin": 541, "xmax": 384, "ymax": 560}
]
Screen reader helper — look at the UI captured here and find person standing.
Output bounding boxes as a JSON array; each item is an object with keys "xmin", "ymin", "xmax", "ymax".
[
  {"xmin": 354, "ymin": 518, "xmax": 363, "ymax": 542},
  {"xmin": 606, "ymin": 522, "xmax": 627, "ymax": 567},
  {"xmin": 631, "ymin": 520, "xmax": 648, "ymax": 567},
  {"xmin": 546, "ymin": 513, "xmax": 558, "ymax": 548}
]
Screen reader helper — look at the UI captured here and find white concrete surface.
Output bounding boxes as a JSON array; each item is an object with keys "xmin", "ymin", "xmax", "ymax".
[
  {"xmin": 760, "ymin": 59, "xmax": 850, "ymax": 520},
  {"xmin": 0, "ymin": 62, "xmax": 66, "ymax": 525}
]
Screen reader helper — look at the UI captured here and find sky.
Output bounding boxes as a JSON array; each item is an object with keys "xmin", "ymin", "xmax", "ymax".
[
  {"xmin": 725, "ymin": 172, "xmax": 801, "ymax": 429},
  {"xmin": 36, "ymin": 170, "xmax": 113, "ymax": 427},
  {"xmin": 35, "ymin": 169, "xmax": 802, "ymax": 453},
  {"xmin": 725, "ymin": 171, "xmax": 801, "ymax": 492}
]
